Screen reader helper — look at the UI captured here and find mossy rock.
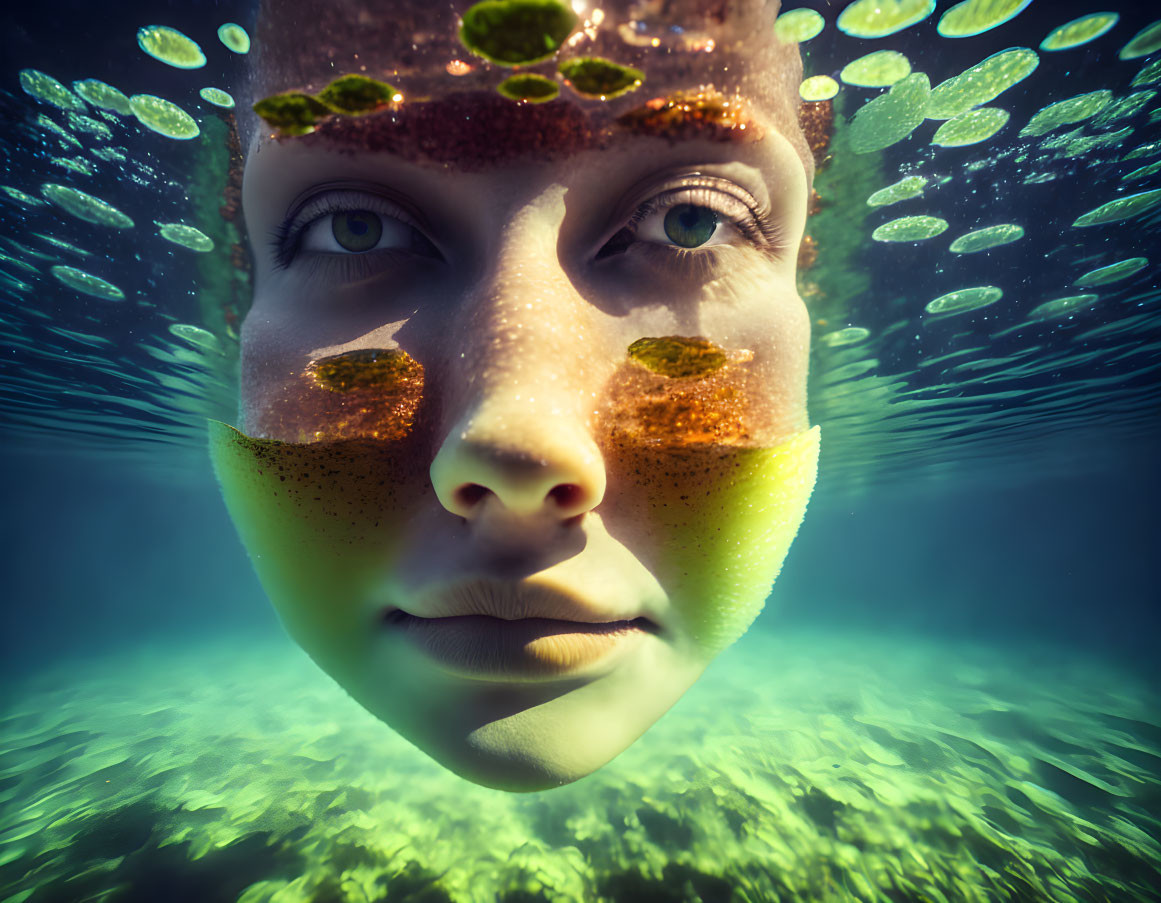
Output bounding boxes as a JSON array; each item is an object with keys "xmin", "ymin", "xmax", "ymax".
[
  {"xmin": 317, "ymin": 75, "xmax": 397, "ymax": 115},
  {"xmin": 559, "ymin": 57, "xmax": 644, "ymax": 99},
  {"xmin": 460, "ymin": 0, "xmax": 578, "ymax": 67},
  {"xmin": 253, "ymin": 92, "xmax": 332, "ymax": 136},
  {"xmin": 497, "ymin": 73, "xmax": 560, "ymax": 103},
  {"xmin": 628, "ymin": 336, "xmax": 728, "ymax": 379}
]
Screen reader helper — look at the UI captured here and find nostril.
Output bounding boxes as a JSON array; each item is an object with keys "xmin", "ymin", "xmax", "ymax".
[
  {"xmin": 455, "ymin": 483, "xmax": 490, "ymax": 509},
  {"xmin": 547, "ymin": 483, "xmax": 585, "ymax": 510}
]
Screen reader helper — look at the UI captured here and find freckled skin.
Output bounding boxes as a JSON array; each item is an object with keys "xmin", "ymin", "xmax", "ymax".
[{"xmin": 217, "ymin": 0, "xmax": 820, "ymax": 792}]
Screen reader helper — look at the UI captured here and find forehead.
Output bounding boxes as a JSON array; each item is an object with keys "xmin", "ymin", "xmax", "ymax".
[{"xmin": 248, "ymin": 0, "xmax": 810, "ymax": 174}]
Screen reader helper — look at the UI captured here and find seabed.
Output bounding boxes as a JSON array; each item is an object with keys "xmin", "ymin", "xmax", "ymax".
[{"xmin": 1, "ymin": 628, "xmax": 1158, "ymax": 902}]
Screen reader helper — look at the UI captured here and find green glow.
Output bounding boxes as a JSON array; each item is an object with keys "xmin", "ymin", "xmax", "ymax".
[
  {"xmin": 1123, "ymin": 159, "xmax": 1161, "ymax": 181},
  {"xmin": 157, "ymin": 223, "xmax": 214, "ymax": 253},
  {"xmin": 840, "ymin": 51, "xmax": 912, "ymax": 88},
  {"xmin": 19, "ymin": 69, "xmax": 85, "ymax": 112},
  {"xmin": 218, "ymin": 23, "xmax": 251, "ymax": 54},
  {"xmin": 949, "ymin": 224, "xmax": 1024, "ymax": 253},
  {"xmin": 129, "ymin": 94, "xmax": 200, "ymax": 140},
  {"xmin": 51, "ymin": 156, "xmax": 95, "ymax": 176},
  {"xmin": 1092, "ymin": 91, "xmax": 1156, "ymax": 126},
  {"xmin": 200, "ymin": 87, "xmax": 235, "ymax": 109},
  {"xmin": 51, "ymin": 265, "xmax": 125, "ymax": 300},
  {"xmin": 818, "ymin": 327, "xmax": 871, "ymax": 347},
  {"xmin": 558, "ymin": 58, "xmax": 643, "ymax": 99},
  {"xmin": 73, "ymin": 79, "xmax": 132, "ymax": 115},
  {"xmin": 836, "ymin": 0, "xmax": 935, "ymax": 39},
  {"xmin": 932, "ymin": 107, "xmax": 1009, "ymax": 146},
  {"xmin": 1071, "ymin": 189, "xmax": 1161, "ymax": 227},
  {"xmin": 867, "ymin": 176, "xmax": 928, "ymax": 207},
  {"xmin": 41, "ymin": 183, "xmax": 134, "ymax": 229},
  {"xmin": 459, "ymin": 0, "xmax": 578, "ymax": 67},
  {"xmin": 925, "ymin": 285, "xmax": 1003, "ymax": 314},
  {"xmin": 1026, "ymin": 294, "xmax": 1099, "ymax": 320},
  {"xmin": 1, "ymin": 186, "xmax": 47, "ymax": 208},
  {"xmin": 1074, "ymin": 258, "xmax": 1148, "ymax": 287},
  {"xmin": 1122, "ymin": 140, "xmax": 1161, "ymax": 161},
  {"xmin": 136, "ymin": 25, "xmax": 206, "ymax": 69},
  {"xmin": 1119, "ymin": 19, "xmax": 1161, "ymax": 60},
  {"xmin": 800, "ymin": 76, "xmax": 839, "ymax": 102},
  {"xmin": 1020, "ymin": 90, "xmax": 1112, "ymax": 138},
  {"xmin": 937, "ymin": 0, "xmax": 1031, "ymax": 38},
  {"xmin": 774, "ymin": 8, "xmax": 825, "ymax": 43},
  {"xmin": 927, "ymin": 48, "xmax": 1039, "ymax": 120},
  {"xmin": 170, "ymin": 323, "xmax": 222, "ymax": 352},
  {"xmin": 1040, "ymin": 13, "xmax": 1119, "ymax": 51},
  {"xmin": 872, "ymin": 215, "xmax": 948, "ymax": 242},
  {"xmin": 849, "ymin": 73, "xmax": 930, "ymax": 155},
  {"xmin": 497, "ymin": 74, "xmax": 560, "ymax": 103},
  {"xmin": 1133, "ymin": 58, "xmax": 1161, "ymax": 87}
]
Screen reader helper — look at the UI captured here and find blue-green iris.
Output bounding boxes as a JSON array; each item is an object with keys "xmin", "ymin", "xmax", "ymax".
[
  {"xmin": 333, "ymin": 211, "xmax": 382, "ymax": 252},
  {"xmin": 664, "ymin": 205, "xmax": 718, "ymax": 248}
]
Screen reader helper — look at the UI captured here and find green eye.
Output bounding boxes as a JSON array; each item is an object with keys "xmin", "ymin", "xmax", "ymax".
[
  {"xmin": 332, "ymin": 210, "xmax": 383, "ymax": 252},
  {"xmin": 663, "ymin": 205, "xmax": 718, "ymax": 248}
]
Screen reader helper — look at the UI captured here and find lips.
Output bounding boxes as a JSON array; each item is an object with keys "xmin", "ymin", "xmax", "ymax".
[{"xmin": 382, "ymin": 578, "xmax": 660, "ymax": 679}]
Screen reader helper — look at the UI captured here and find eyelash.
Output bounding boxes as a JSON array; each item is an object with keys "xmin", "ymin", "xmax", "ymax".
[{"xmin": 270, "ymin": 185, "xmax": 781, "ymax": 272}]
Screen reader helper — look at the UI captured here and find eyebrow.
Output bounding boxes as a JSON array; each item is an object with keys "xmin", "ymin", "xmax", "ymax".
[{"xmin": 291, "ymin": 90, "xmax": 763, "ymax": 171}]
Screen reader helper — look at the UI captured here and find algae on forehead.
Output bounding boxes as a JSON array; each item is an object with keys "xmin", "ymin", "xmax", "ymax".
[
  {"xmin": 458, "ymin": 0, "xmax": 578, "ymax": 67},
  {"xmin": 558, "ymin": 58, "xmax": 643, "ymax": 100},
  {"xmin": 497, "ymin": 74, "xmax": 559, "ymax": 103}
]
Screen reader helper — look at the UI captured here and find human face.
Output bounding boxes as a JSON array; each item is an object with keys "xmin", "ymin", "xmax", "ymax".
[{"xmin": 212, "ymin": 0, "xmax": 819, "ymax": 791}]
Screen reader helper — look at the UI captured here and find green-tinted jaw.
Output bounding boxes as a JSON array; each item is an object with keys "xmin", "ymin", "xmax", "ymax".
[{"xmin": 459, "ymin": 0, "xmax": 578, "ymax": 66}]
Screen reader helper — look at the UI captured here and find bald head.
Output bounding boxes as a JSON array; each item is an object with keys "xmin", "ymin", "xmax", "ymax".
[{"xmin": 244, "ymin": 0, "xmax": 811, "ymax": 177}]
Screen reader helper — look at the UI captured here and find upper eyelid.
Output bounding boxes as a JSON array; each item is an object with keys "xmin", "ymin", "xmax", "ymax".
[{"xmin": 286, "ymin": 190, "xmax": 420, "ymax": 233}]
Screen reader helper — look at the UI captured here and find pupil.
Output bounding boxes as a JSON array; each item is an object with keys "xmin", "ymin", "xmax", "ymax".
[
  {"xmin": 664, "ymin": 205, "xmax": 717, "ymax": 248},
  {"xmin": 333, "ymin": 210, "xmax": 382, "ymax": 252}
]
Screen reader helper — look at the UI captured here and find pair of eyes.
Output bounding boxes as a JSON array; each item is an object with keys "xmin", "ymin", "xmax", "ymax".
[{"xmin": 290, "ymin": 191, "xmax": 752, "ymax": 263}]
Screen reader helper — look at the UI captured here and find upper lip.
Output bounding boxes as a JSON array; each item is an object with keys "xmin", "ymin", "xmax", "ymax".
[{"xmin": 392, "ymin": 577, "xmax": 650, "ymax": 625}]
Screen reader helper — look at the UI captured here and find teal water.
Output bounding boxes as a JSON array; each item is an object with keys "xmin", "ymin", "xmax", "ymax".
[{"xmin": 2, "ymin": 1, "xmax": 1161, "ymax": 900}]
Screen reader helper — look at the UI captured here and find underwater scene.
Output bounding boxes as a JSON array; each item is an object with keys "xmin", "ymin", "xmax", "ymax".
[{"xmin": 1, "ymin": 0, "xmax": 1159, "ymax": 900}]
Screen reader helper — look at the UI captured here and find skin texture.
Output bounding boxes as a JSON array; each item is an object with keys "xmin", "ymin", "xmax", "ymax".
[{"xmin": 214, "ymin": 0, "xmax": 819, "ymax": 791}]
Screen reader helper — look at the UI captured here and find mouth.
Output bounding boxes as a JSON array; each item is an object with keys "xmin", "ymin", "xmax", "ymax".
[{"xmin": 383, "ymin": 610, "xmax": 660, "ymax": 680}]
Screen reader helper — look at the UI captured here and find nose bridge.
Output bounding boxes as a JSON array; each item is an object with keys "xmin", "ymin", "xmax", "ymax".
[{"xmin": 430, "ymin": 194, "xmax": 608, "ymax": 521}]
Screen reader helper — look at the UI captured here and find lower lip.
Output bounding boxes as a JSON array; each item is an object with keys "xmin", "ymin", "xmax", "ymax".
[{"xmin": 386, "ymin": 612, "xmax": 653, "ymax": 680}]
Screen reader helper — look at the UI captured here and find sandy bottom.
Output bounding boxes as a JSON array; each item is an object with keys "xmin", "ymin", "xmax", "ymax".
[{"xmin": 1, "ymin": 627, "xmax": 1158, "ymax": 903}]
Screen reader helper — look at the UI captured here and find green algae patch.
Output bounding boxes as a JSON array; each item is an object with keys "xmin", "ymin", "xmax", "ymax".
[
  {"xmin": 130, "ymin": 94, "xmax": 199, "ymax": 139},
  {"xmin": 818, "ymin": 326, "xmax": 871, "ymax": 347},
  {"xmin": 925, "ymin": 285, "xmax": 1002, "ymax": 315},
  {"xmin": 1134, "ymin": 58, "xmax": 1161, "ymax": 87},
  {"xmin": 218, "ymin": 22, "xmax": 251, "ymax": 54},
  {"xmin": 949, "ymin": 223, "xmax": 1024, "ymax": 253},
  {"xmin": 73, "ymin": 79, "xmax": 132, "ymax": 115},
  {"xmin": 837, "ymin": 0, "xmax": 934, "ymax": 38},
  {"xmin": 1092, "ymin": 91, "xmax": 1156, "ymax": 127},
  {"xmin": 157, "ymin": 223, "xmax": 214, "ymax": 252},
  {"xmin": 867, "ymin": 175, "xmax": 928, "ymax": 207},
  {"xmin": 68, "ymin": 113, "xmax": 112, "ymax": 140},
  {"xmin": 497, "ymin": 73, "xmax": 559, "ymax": 103},
  {"xmin": 19, "ymin": 69, "xmax": 85, "ymax": 112},
  {"xmin": 849, "ymin": 73, "xmax": 930, "ymax": 155},
  {"xmin": 1026, "ymin": 293, "xmax": 1099, "ymax": 320},
  {"xmin": 91, "ymin": 146, "xmax": 126, "ymax": 163},
  {"xmin": 1020, "ymin": 90, "xmax": 1112, "ymax": 138},
  {"xmin": 1119, "ymin": 19, "xmax": 1161, "ymax": 60},
  {"xmin": 1123, "ymin": 140, "xmax": 1161, "ymax": 161},
  {"xmin": 170, "ymin": 322, "xmax": 223, "ymax": 353},
  {"xmin": 932, "ymin": 107, "xmax": 1009, "ymax": 146},
  {"xmin": 51, "ymin": 265, "xmax": 125, "ymax": 300},
  {"xmin": 841, "ymin": 51, "xmax": 912, "ymax": 88},
  {"xmin": 1075, "ymin": 258, "xmax": 1148, "ymax": 287},
  {"xmin": 1123, "ymin": 159, "xmax": 1161, "ymax": 181},
  {"xmin": 1071, "ymin": 188, "xmax": 1161, "ymax": 227},
  {"xmin": 2, "ymin": 186, "xmax": 47, "ymax": 207},
  {"xmin": 872, "ymin": 215, "xmax": 948, "ymax": 242},
  {"xmin": 459, "ymin": 0, "xmax": 577, "ymax": 67},
  {"xmin": 800, "ymin": 76, "xmax": 838, "ymax": 102},
  {"xmin": 33, "ymin": 233, "xmax": 90, "ymax": 258},
  {"xmin": 627, "ymin": 336, "xmax": 727, "ymax": 379},
  {"xmin": 558, "ymin": 58, "xmax": 642, "ymax": 99},
  {"xmin": 937, "ymin": 0, "xmax": 1031, "ymax": 38},
  {"xmin": 1041, "ymin": 12, "xmax": 1119, "ymax": 51},
  {"xmin": 36, "ymin": 114, "xmax": 81, "ymax": 149},
  {"xmin": 927, "ymin": 48, "xmax": 1039, "ymax": 120},
  {"xmin": 317, "ymin": 75, "xmax": 399, "ymax": 114},
  {"xmin": 310, "ymin": 349, "xmax": 422, "ymax": 392},
  {"xmin": 253, "ymin": 92, "xmax": 332, "ymax": 136},
  {"xmin": 137, "ymin": 25, "xmax": 206, "ymax": 69},
  {"xmin": 199, "ymin": 87, "xmax": 235, "ymax": 109},
  {"xmin": 52, "ymin": 156, "xmax": 95, "ymax": 176},
  {"xmin": 41, "ymin": 183, "xmax": 134, "ymax": 229},
  {"xmin": 774, "ymin": 8, "xmax": 824, "ymax": 43}
]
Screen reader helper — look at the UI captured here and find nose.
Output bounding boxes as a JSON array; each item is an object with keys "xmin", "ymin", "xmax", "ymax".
[{"xmin": 431, "ymin": 398, "xmax": 606, "ymax": 521}]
